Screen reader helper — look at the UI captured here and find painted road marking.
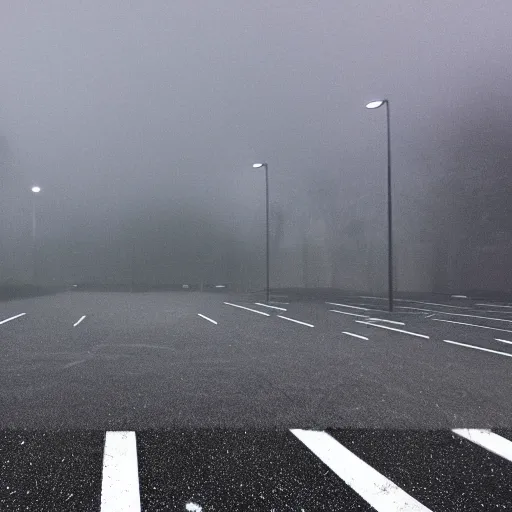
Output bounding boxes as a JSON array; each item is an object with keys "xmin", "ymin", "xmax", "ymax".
[
  {"xmin": 329, "ymin": 309, "xmax": 369, "ymax": 318},
  {"xmin": 355, "ymin": 321, "xmax": 429, "ymax": 339},
  {"xmin": 73, "ymin": 315, "xmax": 86, "ymax": 327},
  {"xmin": 396, "ymin": 299, "xmax": 470, "ymax": 309},
  {"xmin": 433, "ymin": 318, "xmax": 512, "ymax": 335},
  {"xmin": 223, "ymin": 302, "xmax": 270, "ymax": 316},
  {"xmin": 198, "ymin": 314, "xmax": 217, "ymax": 325},
  {"xmin": 291, "ymin": 429, "xmax": 432, "ymax": 512},
  {"xmin": 495, "ymin": 338, "xmax": 512, "ymax": 345},
  {"xmin": 400, "ymin": 306, "xmax": 512, "ymax": 323},
  {"xmin": 362, "ymin": 297, "xmax": 470, "ymax": 310},
  {"xmin": 451, "ymin": 295, "xmax": 468, "ymax": 298},
  {"xmin": 326, "ymin": 302, "xmax": 368, "ymax": 310},
  {"xmin": 443, "ymin": 339, "xmax": 512, "ymax": 359},
  {"xmin": 476, "ymin": 303, "xmax": 512, "ymax": 308},
  {"xmin": 367, "ymin": 318, "xmax": 405, "ymax": 326},
  {"xmin": 277, "ymin": 315, "xmax": 314, "ymax": 327},
  {"xmin": 101, "ymin": 431, "xmax": 141, "ymax": 512},
  {"xmin": 254, "ymin": 302, "xmax": 287, "ymax": 311},
  {"xmin": 453, "ymin": 429, "xmax": 512, "ymax": 464},
  {"xmin": 270, "ymin": 301, "xmax": 290, "ymax": 305},
  {"xmin": 438, "ymin": 312, "xmax": 512, "ymax": 323},
  {"xmin": 342, "ymin": 331, "xmax": 369, "ymax": 340},
  {"xmin": 0, "ymin": 313, "xmax": 26, "ymax": 325}
]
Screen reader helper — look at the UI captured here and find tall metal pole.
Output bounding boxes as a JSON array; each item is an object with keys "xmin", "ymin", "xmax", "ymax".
[
  {"xmin": 32, "ymin": 197, "xmax": 37, "ymax": 286},
  {"xmin": 385, "ymin": 100, "xmax": 393, "ymax": 312},
  {"xmin": 264, "ymin": 163, "xmax": 270, "ymax": 303}
]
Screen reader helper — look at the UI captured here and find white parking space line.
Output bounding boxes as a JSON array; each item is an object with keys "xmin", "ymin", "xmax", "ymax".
[
  {"xmin": 443, "ymin": 339, "xmax": 512, "ymax": 359},
  {"xmin": 329, "ymin": 309, "xmax": 369, "ymax": 318},
  {"xmin": 453, "ymin": 429, "xmax": 512, "ymax": 464},
  {"xmin": 439, "ymin": 312, "xmax": 512, "ymax": 323},
  {"xmin": 342, "ymin": 331, "xmax": 369, "ymax": 340},
  {"xmin": 223, "ymin": 302, "xmax": 270, "ymax": 316},
  {"xmin": 367, "ymin": 318, "xmax": 405, "ymax": 326},
  {"xmin": 476, "ymin": 303, "xmax": 512, "ymax": 308},
  {"xmin": 254, "ymin": 302, "xmax": 287, "ymax": 311},
  {"xmin": 101, "ymin": 431, "xmax": 141, "ymax": 512},
  {"xmin": 326, "ymin": 302, "xmax": 368, "ymax": 310},
  {"xmin": 73, "ymin": 315, "xmax": 86, "ymax": 327},
  {"xmin": 0, "ymin": 313, "xmax": 26, "ymax": 325},
  {"xmin": 433, "ymin": 318, "xmax": 512, "ymax": 335},
  {"xmin": 291, "ymin": 429, "xmax": 432, "ymax": 512},
  {"xmin": 277, "ymin": 315, "xmax": 314, "ymax": 327},
  {"xmin": 400, "ymin": 306, "xmax": 512, "ymax": 323},
  {"xmin": 495, "ymin": 338, "xmax": 512, "ymax": 345},
  {"xmin": 198, "ymin": 314, "xmax": 217, "ymax": 325},
  {"xmin": 355, "ymin": 321, "xmax": 430, "ymax": 339},
  {"xmin": 395, "ymin": 299, "xmax": 470, "ymax": 309},
  {"xmin": 270, "ymin": 301, "xmax": 289, "ymax": 305}
]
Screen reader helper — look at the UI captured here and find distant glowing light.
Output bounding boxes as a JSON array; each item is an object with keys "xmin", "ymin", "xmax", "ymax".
[
  {"xmin": 252, "ymin": 163, "xmax": 264, "ymax": 168},
  {"xmin": 365, "ymin": 100, "xmax": 385, "ymax": 109},
  {"xmin": 31, "ymin": 186, "xmax": 41, "ymax": 193}
]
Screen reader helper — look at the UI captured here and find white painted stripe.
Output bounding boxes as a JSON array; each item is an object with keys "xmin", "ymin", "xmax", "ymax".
[
  {"xmin": 440, "ymin": 312, "xmax": 512, "ymax": 323},
  {"xmin": 443, "ymin": 339, "xmax": 512, "ymax": 359},
  {"xmin": 223, "ymin": 302, "xmax": 270, "ymax": 316},
  {"xmin": 329, "ymin": 309, "xmax": 368, "ymax": 318},
  {"xmin": 476, "ymin": 303, "xmax": 512, "ymax": 308},
  {"xmin": 73, "ymin": 315, "xmax": 86, "ymax": 327},
  {"xmin": 255, "ymin": 302, "xmax": 287, "ymax": 311},
  {"xmin": 326, "ymin": 302, "xmax": 368, "ymax": 311},
  {"xmin": 101, "ymin": 431, "xmax": 141, "ymax": 512},
  {"xmin": 277, "ymin": 315, "xmax": 314, "ymax": 327},
  {"xmin": 398, "ymin": 307, "xmax": 435, "ymax": 312},
  {"xmin": 367, "ymin": 318, "xmax": 405, "ymax": 326},
  {"xmin": 451, "ymin": 295, "xmax": 468, "ymax": 298},
  {"xmin": 453, "ymin": 429, "xmax": 512, "ymax": 464},
  {"xmin": 291, "ymin": 429, "xmax": 432, "ymax": 512},
  {"xmin": 269, "ymin": 301, "xmax": 289, "ymax": 305},
  {"xmin": 495, "ymin": 338, "xmax": 512, "ymax": 345},
  {"xmin": 198, "ymin": 314, "xmax": 217, "ymax": 325},
  {"xmin": 342, "ymin": 331, "xmax": 369, "ymax": 340},
  {"xmin": 355, "ymin": 320, "xmax": 430, "ymax": 339},
  {"xmin": 400, "ymin": 306, "xmax": 512, "ymax": 323},
  {"xmin": 394, "ymin": 299, "xmax": 470, "ymax": 309},
  {"xmin": 433, "ymin": 318, "xmax": 512, "ymax": 334},
  {"xmin": 0, "ymin": 313, "xmax": 26, "ymax": 325}
]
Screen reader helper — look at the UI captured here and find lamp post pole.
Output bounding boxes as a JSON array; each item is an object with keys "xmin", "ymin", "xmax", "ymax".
[
  {"xmin": 253, "ymin": 163, "xmax": 270, "ymax": 303},
  {"xmin": 366, "ymin": 99, "xmax": 393, "ymax": 312}
]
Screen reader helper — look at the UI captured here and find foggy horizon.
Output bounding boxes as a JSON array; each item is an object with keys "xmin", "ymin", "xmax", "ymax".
[{"xmin": 2, "ymin": 0, "xmax": 512, "ymax": 293}]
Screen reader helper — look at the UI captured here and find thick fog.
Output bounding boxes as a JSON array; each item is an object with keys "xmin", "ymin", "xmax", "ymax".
[{"xmin": 1, "ymin": 1, "xmax": 511, "ymax": 293}]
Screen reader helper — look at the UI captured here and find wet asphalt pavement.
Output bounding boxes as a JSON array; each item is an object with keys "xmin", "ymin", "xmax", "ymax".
[{"xmin": 0, "ymin": 291, "xmax": 511, "ymax": 510}]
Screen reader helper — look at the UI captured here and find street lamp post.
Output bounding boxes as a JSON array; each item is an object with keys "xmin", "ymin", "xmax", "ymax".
[
  {"xmin": 31, "ymin": 186, "xmax": 41, "ymax": 285},
  {"xmin": 366, "ymin": 99, "xmax": 393, "ymax": 312},
  {"xmin": 253, "ymin": 163, "xmax": 270, "ymax": 303}
]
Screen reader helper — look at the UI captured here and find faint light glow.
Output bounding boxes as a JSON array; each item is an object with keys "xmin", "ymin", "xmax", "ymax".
[
  {"xmin": 365, "ymin": 100, "xmax": 385, "ymax": 109},
  {"xmin": 31, "ymin": 186, "xmax": 41, "ymax": 193},
  {"xmin": 182, "ymin": 284, "xmax": 190, "ymax": 289},
  {"xmin": 252, "ymin": 163, "xmax": 264, "ymax": 168},
  {"xmin": 215, "ymin": 285, "xmax": 226, "ymax": 288},
  {"xmin": 185, "ymin": 504, "xmax": 202, "ymax": 512}
]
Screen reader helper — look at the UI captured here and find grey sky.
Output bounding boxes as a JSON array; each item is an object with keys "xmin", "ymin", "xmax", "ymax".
[{"xmin": 1, "ymin": 1, "xmax": 511, "ymax": 290}]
